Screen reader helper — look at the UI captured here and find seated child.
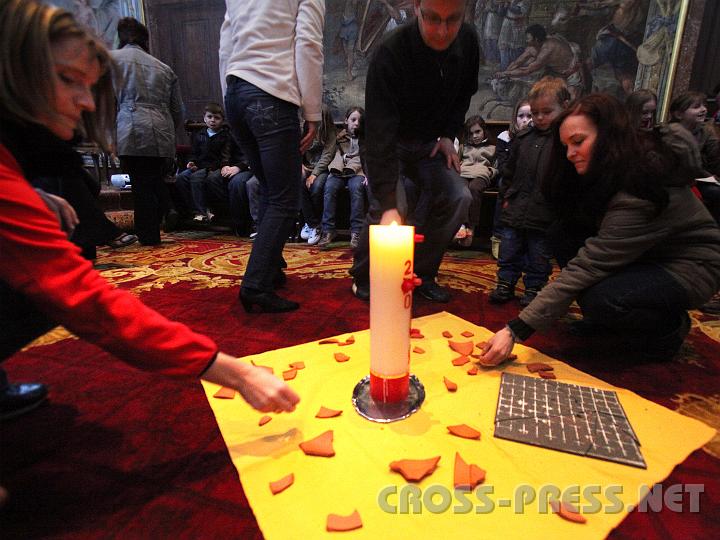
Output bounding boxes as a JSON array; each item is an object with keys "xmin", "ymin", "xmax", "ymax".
[
  {"xmin": 455, "ymin": 115, "xmax": 497, "ymax": 246},
  {"xmin": 300, "ymin": 105, "xmax": 336, "ymax": 245},
  {"xmin": 175, "ymin": 102, "xmax": 233, "ymax": 222},
  {"xmin": 318, "ymin": 107, "xmax": 367, "ymax": 249}
]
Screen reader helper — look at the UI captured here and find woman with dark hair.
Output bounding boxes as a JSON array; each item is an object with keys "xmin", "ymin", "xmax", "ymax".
[
  {"xmin": 0, "ymin": 0, "xmax": 298, "ymax": 420},
  {"xmin": 480, "ymin": 94, "xmax": 720, "ymax": 364},
  {"xmin": 625, "ymin": 88, "xmax": 657, "ymax": 131}
]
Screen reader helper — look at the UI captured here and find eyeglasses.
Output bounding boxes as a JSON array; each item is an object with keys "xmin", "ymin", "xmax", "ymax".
[{"xmin": 419, "ymin": 9, "xmax": 463, "ymax": 28}]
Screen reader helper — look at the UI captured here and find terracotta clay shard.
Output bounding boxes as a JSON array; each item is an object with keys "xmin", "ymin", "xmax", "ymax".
[
  {"xmin": 447, "ymin": 424, "xmax": 482, "ymax": 440},
  {"xmin": 289, "ymin": 361, "xmax": 305, "ymax": 370},
  {"xmin": 526, "ymin": 362, "xmax": 554, "ymax": 373},
  {"xmin": 411, "ymin": 333, "xmax": 425, "ymax": 339},
  {"xmin": 318, "ymin": 338, "xmax": 339, "ymax": 345},
  {"xmin": 448, "ymin": 340, "xmax": 474, "ymax": 356},
  {"xmin": 466, "ymin": 366, "xmax": 478, "ymax": 376},
  {"xmin": 258, "ymin": 415, "xmax": 272, "ymax": 426},
  {"xmin": 443, "ymin": 377, "xmax": 458, "ymax": 392},
  {"xmin": 316, "ymin": 406, "xmax": 342, "ymax": 418},
  {"xmin": 334, "ymin": 352, "xmax": 350, "ymax": 363},
  {"xmin": 269, "ymin": 473, "xmax": 294, "ymax": 495},
  {"xmin": 442, "ymin": 330, "xmax": 453, "ymax": 338},
  {"xmin": 213, "ymin": 386, "xmax": 236, "ymax": 399},
  {"xmin": 473, "ymin": 355, "xmax": 497, "ymax": 368},
  {"xmin": 251, "ymin": 360, "xmax": 274, "ymax": 374},
  {"xmin": 452, "ymin": 355, "xmax": 470, "ymax": 366},
  {"xmin": 409, "ymin": 327, "xmax": 422, "ymax": 335},
  {"xmin": 453, "ymin": 452, "xmax": 486, "ymax": 490},
  {"xmin": 389, "ymin": 456, "xmax": 441, "ymax": 482},
  {"xmin": 507, "ymin": 353, "xmax": 518, "ymax": 360},
  {"xmin": 338, "ymin": 335, "xmax": 356, "ymax": 347},
  {"xmin": 326, "ymin": 509, "xmax": 363, "ymax": 532},
  {"xmin": 550, "ymin": 499, "xmax": 587, "ymax": 524},
  {"xmin": 539, "ymin": 370, "xmax": 557, "ymax": 380},
  {"xmin": 282, "ymin": 368, "xmax": 297, "ymax": 381},
  {"xmin": 413, "ymin": 346, "xmax": 425, "ymax": 354},
  {"xmin": 299, "ymin": 430, "xmax": 335, "ymax": 457},
  {"xmin": 476, "ymin": 341, "xmax": 489, "ymax": 349},
  {"xmin": 461, "ymin": 330, "xmax": 474, "ymax": 338}
]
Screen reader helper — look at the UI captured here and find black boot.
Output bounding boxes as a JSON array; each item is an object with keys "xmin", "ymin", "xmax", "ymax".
[
  {"xmin": 489, "ymin": 280, "xmax": 515, "ymax": 304},
  {"xmin": 239, "ymin": 288, "xmax": 299, "ymax": 313},
  {"xmin": 520, "ymin": 286, "xmax": 542, "ymax": 307},
  {"xmin": 0, "ymin": 369, "xmax": 48, "ymax": 421}
]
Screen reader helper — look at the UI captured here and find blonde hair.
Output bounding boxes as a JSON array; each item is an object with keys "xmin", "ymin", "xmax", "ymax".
[
  {"xmin": 0, "ymin": 0, "xmax": 115, "ymax": 149},
  {"xmin": 528, "ymin": 76, "xmax": 571, "ymax": 107}
]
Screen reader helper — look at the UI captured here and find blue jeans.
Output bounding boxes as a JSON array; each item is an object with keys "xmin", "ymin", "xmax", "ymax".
[
  {"xmin": 351, "ymin": 140, "xmax": 471, "ymax": 284},
  {"xmin": 322, "ymin": 174, "xmax": 367, "ymax": 234},
  {"xmin": 496, "ymin": 227, "xmax": 552, "ymax": 289},
  {"xmin": 300, "ymin": 172, "xmax": 327, "ymax": 228},
  {"xmin": 578, "ymin": 263, "xmax": 689, "ymax": 343},
  {"xmin": 225, "ymin": 77, "xmax": 301, "ymax": 292},
  {"xmin": 225, "ymin": 170, "xmax": 255, "ymax": 232},
  {"xmin": 175, "ymin": 167, "xmax": 209, "ymax": 215}
]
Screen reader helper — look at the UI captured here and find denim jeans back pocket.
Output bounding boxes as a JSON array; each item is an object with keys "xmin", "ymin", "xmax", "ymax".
[{"xmin": 247, "ymin": 99, "xmax": 279, "ymax": 130}]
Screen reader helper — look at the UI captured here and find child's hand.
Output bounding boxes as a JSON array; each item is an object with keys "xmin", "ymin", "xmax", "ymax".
[
  {"xmin": 306, "ymin": 174, "xmax": 317, "ymax": 188},
  {"xmin": 187, "ymin": 161, "xmax": 197, "ymax": 171},
  {"xmin": 430, "ymin": 137, "xmax": 460, "ymax": 173},
  {"xmin": 221, "ymin": 165, "xmax": 240, "ymax": 177},
  {"xmin": 300, "ymin": 121, "xmax": 318, "ymax": 154}
]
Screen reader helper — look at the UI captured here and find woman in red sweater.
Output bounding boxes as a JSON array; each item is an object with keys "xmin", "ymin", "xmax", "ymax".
[{"xmin": 0, "ymin": 0, "xmax": 299, "ymax": 420}]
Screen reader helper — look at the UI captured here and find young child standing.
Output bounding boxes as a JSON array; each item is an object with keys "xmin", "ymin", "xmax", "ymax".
[
  {"xmin": 318, "ymin": 107, "xmax": 367, "ymax": 249},
  {"xmin": 455, "ymin": 115, "xmax": 497, "ymax": 246},
  {"xmin": 491, "ymin": 98, "xmax": 532, "ymax": 257},
  {"xmin": 175, "ymin": 102, "xmax": 234, "ymax": 222},
  {"xmin": 489, "ymin": 77, "xmax": 570, "ymax": 306}
]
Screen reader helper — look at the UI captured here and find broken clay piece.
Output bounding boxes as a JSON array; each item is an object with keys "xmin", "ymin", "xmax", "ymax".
[
  {"xmin": 454, "ymin": 452, "xmax": 486, "ymax": 490},
  {"xmin": 316, "ymin": 406, "xmax": 343, "ymax": 418},
  {"xmin": 251, "ymin": 360, "xmax": 274, "ymax": 374},
  {"xmin": 443, "ymin": 377, "xmax": 458, "ymax": 392},
  {"xmin": 269, "ymin": 473, "xmax": 295, "ymax": 495},
  {"xmin": 318, "ymin": 338, "xmax": 339, "ymax": 345},
  {"xmin": 539, "ymin": 370, "xmax": 556, "ymax": 380},
  {"xmin": 476, "ymin": 341, "xmax": 489, "ymax": 349},
  {"xmin": 282, "ymin": 368, "xmax": 297, "ymax": 380},
  {"xmin": 526, "ymin": 362, "xmax": 553, "ymax": 373},
  {"xmin": 461, "ymin": 331, "xmax": 474, "ymax": 338},
  {"xmin": 289, "ymin": 361, "xmax": 305, "ymax": 370},
  {"xmin": 447, "ymin": 424, "xmax": 481, "ymax": 440},
  {"xmin": 550, "ymin": 499, "xmax": 587, "ymax": 524},
  {"xmin": 258, "ymin": 415, "xmax": 272, "ymax": 426},
  {"xmin": 442, "ymin": 330, "xmax": 453, "ymax": 338},
  {"xmin": 452, "ymin": 355, "xmax": 470, "ymax": 366},
  {"xmin": 326, "ymin": 510, "xmax": 363, "ymax": 532},
  {"xmin": 448, "ymin": 340, "xmax": 474, "ymax": 356},
  {"xmin": 213, "ymin": 386, "xmax": 236, "ymax": 399},
  {"xmin": 413, "ymin": 346, "xmax": 425, "ymax": 354},
  {"xmin": 338, "ymin": 335, "xmax": 355, "ymax": 346},
  {"xmin": 299, "ymin": 430, "xmax": 335, "ymax": 457},
  {"xmin": 390, "ymin": 456, "xmax": 441, "ymax": 482},
  {"xmin": 466, "ymin": 366, "xmax": 478, "ymax": 375},
  {"xmin": 334, "ymin": 352, "xmax": 350, "ymax": 363}
]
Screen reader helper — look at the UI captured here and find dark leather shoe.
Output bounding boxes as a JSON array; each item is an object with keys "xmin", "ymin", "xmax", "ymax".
[
  {"xmin": 1, "ymin": 381, "xmax": 48, "ymax": 420},
  {"xmin": 317, "ymin": 230, "xmax": 336, "ymax": 248},
  {"xmin": 273, "ymin": 269, "xmax": 287, "ymax": 289},
  {"xmin": 351, "ymin": 281, "xmax": 369, "ymax": 301},
  {"xmin": 239, "ymin": 288, "xmax": 299, "ymax": 313},
  {"xmin": 489, "ymin": 280, "xmax": 515, "ymax": 304},
  {"xmin": 415, "ymin": 281, "xmax": 451, "ymax": 303}
]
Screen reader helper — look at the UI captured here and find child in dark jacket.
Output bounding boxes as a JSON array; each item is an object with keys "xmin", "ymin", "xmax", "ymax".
[
  {"xmin": 176, "ymin": 102, "xmax": 234, "ymax": 222},
  {"xmin": 489, "ymin": 77, "xmax": 570, "ymax": 306}
]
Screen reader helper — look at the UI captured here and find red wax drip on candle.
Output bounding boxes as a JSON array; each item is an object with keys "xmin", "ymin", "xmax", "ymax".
[{"xmin": 370, "ymin": 372, "xmax": 409, "ymax": 403}]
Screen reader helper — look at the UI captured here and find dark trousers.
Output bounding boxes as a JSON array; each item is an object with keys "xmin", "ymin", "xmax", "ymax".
[
  {"xmin": 120, "ymin": 156, "xmax": 172, "ymax": 246},
  {"xmin": 225, "ymin": 77, "xmax": 301, "ymax": 292},
  {"xmin": 351, "ymin": 141, "xmax": 471, "ymax": 284},
  {"xmin": 496, "ymin": 227, "xmax": 552, "ymax": 289},
  {"xmin": 0, "ymin": 283, "xmax": 55, "ymax": 362},
  {"xmin": 225, "ymin": 170, "xmax": 256, "ymax": 233},
  {"xmin": 300, "ymin": 172, "xmax": 327, "ymax": 228},
  {"xmin": 175, "ymin": 167, "xmax": 210, "ymax": 216}
]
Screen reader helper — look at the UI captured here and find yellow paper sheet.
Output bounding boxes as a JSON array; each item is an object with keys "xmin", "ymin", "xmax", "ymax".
[{"xmin": 203, "ymin": 312, "xmax": 715, "ymax": 539}]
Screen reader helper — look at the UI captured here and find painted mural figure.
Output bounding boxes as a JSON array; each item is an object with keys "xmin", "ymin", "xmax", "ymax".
[
  {"xmin": 338, "ymin": 0, "xmax": 361, "ymax": 80},
  {"xmin": 497, "ymin": 0, "xmax": 531, "ymax": 70},
  {"xmin": 481, "ymin": 0, "xmax": 505, "ymax": 66}
]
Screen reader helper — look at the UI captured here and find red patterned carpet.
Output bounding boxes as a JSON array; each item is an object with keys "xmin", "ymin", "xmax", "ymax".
[{"xmin": 2, "ymin": 232, "xmax": 718, "ymax": 539}]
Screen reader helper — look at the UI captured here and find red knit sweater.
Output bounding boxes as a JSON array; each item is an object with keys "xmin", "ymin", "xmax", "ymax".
[{"xmin": 0, "ymin": 144, "xmax": 217, "ymax": 377}]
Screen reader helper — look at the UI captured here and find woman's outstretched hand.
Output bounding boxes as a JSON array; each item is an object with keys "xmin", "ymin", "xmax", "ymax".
[{"xmin": 476, "ymin": 327, "xmax": 515, "ymax": 366}]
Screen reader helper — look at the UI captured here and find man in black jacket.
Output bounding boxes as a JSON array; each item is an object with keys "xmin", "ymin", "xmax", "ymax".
[{"xmin": 350, "ymin": 0, "xmax": 478, "ymax": 302}]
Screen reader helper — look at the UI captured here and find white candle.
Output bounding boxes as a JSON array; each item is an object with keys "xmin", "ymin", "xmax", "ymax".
[{"xmin": 369, "ymin": 222, "xmax": 414, "ymax": 402}]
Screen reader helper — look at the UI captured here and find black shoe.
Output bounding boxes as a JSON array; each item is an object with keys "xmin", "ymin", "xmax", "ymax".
[
  {"xmin": 239, "ymin": 288, "xmax": 299, "ymax": 313},
  {"xmin": 1, "ymin": 381, "xmax": 48, "ymax": 421},
  {"xmin": 351, "ymin": 281, "xmax": 370, "ymax": 301},
  {"xmin": 519, "ymin": 286, "xmax": 542, "ymax": 307},
  {"xmin": 489, "ymin": 280, "xmax": 515, "ymax": 304},
  {"xmin": 415, "ymin": 281, "xmax": 451, "ymax": 303},
  {"xmin": 163, "ymin": 210, "xmax": 179, "ymax": 233},
  {"xmin": 317, "ymin": 230, "xmax": 336, "ymax": 248},
  {"xmin": 642, "ymin": 311, "xmax": 691, "ymax": 361}
]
